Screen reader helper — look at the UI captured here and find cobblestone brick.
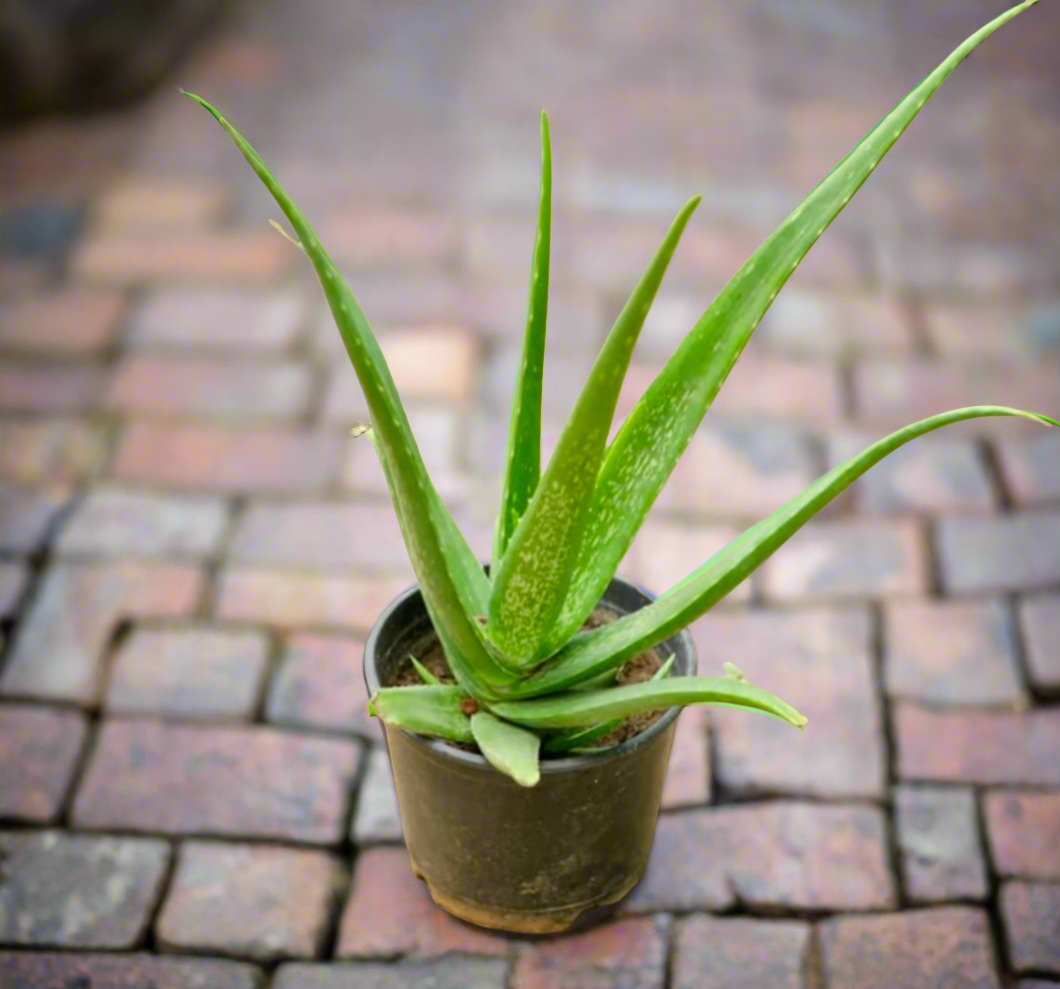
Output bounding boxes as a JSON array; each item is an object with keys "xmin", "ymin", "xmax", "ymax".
[
  {"xmin": 627, "ymin": 802, "xmax": 894, "ymax": 912},
  {"xmin": 229, "ymin": 500, "xmax": 409, "ymax": 573},
  {"xmin": 319, "ymin": 208, "xmax": 456, "ymax": 269},
  {"xmin": 936, "ymin": 512, "xmax": 1060, "ymax": 594},
  {"xmin": 0, "ymin": 364, "xmax": 103, "ymax": 414},
  {"xmin": 93, "ymin": 176, "xmax": 227, "ymax": 229},
  {"xmin": 352, "ymin": 747, "xmax": 402, "ymax": 844},
  {"xmin": 761, "ymin": 519, "xmax": 928, "ymax": 602},
  {"xmin": 0, "ymin": 831, "xmax": 169, "ymax": 948},
  {"xmin": 661, "ymin": 707, "xmax": 711, "ymax": 809},
  {"xmin": 1001, "ymin": 881, "xmax": 1060, "ymax": 975},
  {"xmin": 336, "ymin": 846, "xmax": 506, "ymax": 959},
  {"xmin": 512, "ymin": 915, "xmax": 669, "ymax": 989},
  {"xmin": 673, "ymin": 916, "xmax": 810, "ymax": 989},
  {"xmin": 130, "ymin": 287, "xmax": 307, "ymax": 353},
  {"xmin": 894, "ymin": 785, "xmax": 988, "ymax": 902},
  {"xmin": 885, "ymin": 599, "xmax": 1024, "ymax": 705},
  {"xmin": 921, "ymin": 301, "xmax": 1041, "ymax": 359},
  {"xmin": 0, "ymin": 483, "xmax": 67, "ymax": 552},
  {"xmin": 895, "ymin": 705, "xmax": 1060, "ymax": 786},
  {"xmin": 266, "ymin": 633, "xmax": 378, "ymax": 738},
  {"xmin": 829, "ymin": 433, "xmax": 996, "ymax": 514},
  {"xmin": 758, "ymin": 290, "xmax": 913, "ymax": 355},
  {"xmin": 56, "ymin": 487, "xmax": 228, "ymax": 559},
  {"xmin": 157, "ymin": 841, "xmax": 346, "ymax": 960},
  {"xmin": 73, "ymin": 720, "xmax": 361, "ymax": 844},
  {"xmin": 0, "ymin": 290, "xmax": 125, "ymax": 355},
  {"xmin": 624, "ymin": 521, "xmax": 750, "ymax": 602},
  {"xmin": 113, "ymin": 423, "xmax": 342, "ymax": 494},
  {"xmin": 105, "ymin": 625, "xmax": 269, "ymax": 720},
  {"xmin": 0, "ymin": 560, "xmax": 26, "ymax": 615},
  {"xmin": 274, "ymin": 959, "xmax": 509, "ymax": 989},
  {"xmin": 217, "ymin": 570, "xmax": 408, "ymax": 632},
  {"xmin": 695, "ymin": 608, "xmax": 884, "ymax": 799},
  {"xmin": 106, "ymin": 355, "xmax": 313, "ymax": 421},
  {"xmin": 820, "ymin": 907, "xmax": 1000, "ymax": 989},
  {"xmin": 0, "ymin": 561, "xmax": 202, "ymax": 703},
  {"xmin": 0, "ymin": 705, "xmax": 88, "ymax": 822},
  {"xmin": 0, "ymin": 952, "xmax": 262, "ymax": 989},
  {"xmin": 997, "ymin": 430, "xmax": 1060, "ymax": 505},
  {"xmin": 984, "ymin": 791, "xmax": 1060, "ymax": 881},
  {"xmin": 1020, "ymin": 595, "xmax": 1060, "ymax": 692},
  {"xmin": 0, "ymin": 418, "xmax": 106, "ymax": 484}
]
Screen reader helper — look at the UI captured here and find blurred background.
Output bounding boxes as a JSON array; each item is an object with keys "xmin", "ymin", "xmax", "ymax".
[{"xmin": 1, "ymin": 1, "xmax": 1060, "ymax": 985}]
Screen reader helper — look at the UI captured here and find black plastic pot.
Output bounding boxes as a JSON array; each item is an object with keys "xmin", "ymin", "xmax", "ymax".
[{"xmin": 362, "ymin": 575, "xmax": 696, "ymax": 934}]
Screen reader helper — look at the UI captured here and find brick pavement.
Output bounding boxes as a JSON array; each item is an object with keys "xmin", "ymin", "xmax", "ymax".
[{"xmin": 1, "ymin": 0, "xmax": 1059, "ymax": 985}]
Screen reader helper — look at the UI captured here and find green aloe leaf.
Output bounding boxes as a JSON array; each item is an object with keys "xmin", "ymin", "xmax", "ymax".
[
  {"xmin": 542, "ymin": 655, "xmax": 675, "ymax": 754},
  {"xmin": 410, "ymin": 655, "xmax": 441, "ymax": 686},
  {"xmin": 493, "ymin": 112, "xmax": 552, "ymax": 570},
  {"xmin": 488, "ymin": 195, "xmax": 702, "ymax": 664},
  {"xmin": 471, "ymin": 711, "xmax": 542, "ymax": 786},
  {"xmin": 520, "ymin": 406, "xmax": 1058, "ymax": 696},
  {"xmin": 542, "ymin": 0, "xmax": 1041, "ymax": 653},
  {"xmin": 371, "ymin": 685, "xmax": 474, "ymax": 744},
  {"xmin": 492, "ymin": 675, "xmax": 806, "ymax": 730},
  {"xmin": 186, "ymin": 93, "xmax": 518, "ymax": 697}
]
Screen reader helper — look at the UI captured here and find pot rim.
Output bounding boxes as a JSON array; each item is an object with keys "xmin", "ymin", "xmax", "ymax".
[{"xmin": 363, "ymin": 573, "xmax": 695, "ymax": 777}]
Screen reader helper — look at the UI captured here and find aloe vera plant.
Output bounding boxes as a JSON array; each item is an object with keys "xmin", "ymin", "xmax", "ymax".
[{"xmin": 188, "ymin": 0, "xmax": 1053, "ymax": 788}]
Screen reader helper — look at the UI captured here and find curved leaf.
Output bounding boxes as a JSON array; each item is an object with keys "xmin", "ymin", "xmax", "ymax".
[
  {"xmin": 542, "ymin": 0, "xmax": 1041, "ymax": 653},
  {"xmin": 471, "ymin": 711, "xmax": 541, "ymax": 786},
  {"xmin": 371, "ymin": 685, "xmax": 474, "ymax": 743}
]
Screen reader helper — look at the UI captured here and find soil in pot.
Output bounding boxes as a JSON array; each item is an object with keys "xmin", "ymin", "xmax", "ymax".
[{"xmin": 386, "ymin": 606, "xmax": 667, "ymax": 752}]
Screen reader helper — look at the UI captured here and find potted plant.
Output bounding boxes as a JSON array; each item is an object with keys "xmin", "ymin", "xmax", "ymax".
[{"xmin": 188, "ymin": 1, "xmax": 1052, "ymax": 934}]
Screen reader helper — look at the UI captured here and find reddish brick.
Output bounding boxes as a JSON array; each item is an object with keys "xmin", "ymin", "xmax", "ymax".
[
  {"xmin": 0, "ymin": 560, "xmax": 26, "ymax": 615},
  {"xmin": 484, "ymin": 345, "xmax": 594, "ymax": 425},
  {"xmin": 352, "ymin": 747, "xmax": 402, "ymax": 844},
  {"xmin": 997, "ymin": 430, "xmax": 1060, "ymax": 505},
  {"xmin": 695, "ymin": 608, "xmax": 884, "ymax": 799},
  {"xmin": 1020, "ymin": 595, "xmax": 1060, "ymax": 691},
  {"xmin": 666, "ymin": 424, "xmax": 818, "ymax": 520},
  {"xmin": 894, "ymin": 786, "xmax": 988, "ymax": 903},
  {"xmin": 761, "ymin": 519, "xmax": 928, "ymax": 602},
  {"xmin": 106, "ymin": 355, "xmax": 313, "ymax": 421},
  {"xmin": 93, "ymin": 176, "xmax": 227, "ymax": 228},
  {"xmin": 313, "ymin": 277, "xmax": 463, "ymax": 344},
  {"xmin": 661, "ymin": 707, "xmax": 711, "ymax": 809},
  {"xmin": 0, "ymin": 561, "xmax": 202, "ymax": 703},
  {"xmin": 1001, "ymin": 881, "xmax": 1060, "ymax": 975},
  {"xmin": 73, "ymin": 720, "xmax": 362, "ymax": 844},
  {"xmin": 266, "ymin": 633, "xmax": 377, "ymax": 738},
  {"xmin": 936, "ymin": 512, "xmax": 1060, "ymax": 594},
  {"xmin": 106, "ymin": 625, "xmax": 269, "ymax": 720},
  {"xmin": 712, "ymin": 355, "xmax": 844, "ymax": 422},
  {"xmin": 627, "ymin": 802, "xmax": 894, "ymax": 913},
  {"xmin": 217, "ymin": 570, "xmax": 407, "ymax": 631},
  {"xmin": 854, "ymin": 360, "xmax": 1060, "ymax": 434},
  {"xmin": 0, "ymin": 290, "xmax": 125, "ymax": 355},
  {"xmin": 0, "ymin": 704, "xmax": 88, "ymax": 822},
  {"xmin": 820, "ymin": 907, "xmax": 1000, "ymax": 989},
  {"xmin": 829, "ymin": 432, "xmax": 996, "ymax": 514},
  {"xmin": 623, "ymin": 521, "xmax": 751, "ymax": 602},
  {"xmin": 0, "ymin": 830, "xmax": 169, "ymax": 948},
  {"xmin": 465, "ymin": 281, "xmax": 603, "ymax": 347},
  {"xmin": 274, "ymin": 959, "xmax": 508, "ymax": 989},
  {"xmin": 0, "ymin": 482, "xmax": 68, "ymax": 551},
  {"xmin": 673, "ymin": 916, "xmax": 810, "ymax": 989},
  {"xmin": 113, "ymin": 423, "xmax": 342, "ymax": 494},
  {"xmin": 0, "ymin": 417, "xmax": 107, "ymax": 484},
  {"xmin": 895, "ymin": 705, "xmax": 1060, "ymax": 786},
  {"xmin": 72, "ymin": 230, "xmax": 290, "ymax": 283},
  {"xmin": 229, "ymin": 499, "xmax": 409, "ymax": 573},
  {"xmin": 922, "ymin": 301, "xmax": 1041, "ymax": 359},
  {"xmin": 56, "ymin": 487, "xmax": 228, "ymax": 559},
  {"xmin": 0, "ymin": 364, "xmax": 102, "ymax": 413},
  {"xmin": 130, "ymin": 287, "xmax": 307, "ymax": 353},
  {"xmin": 336, "ymin": 846, "xmax": 505, "ymax": 959},
  {"xmin": 984, "ymin": 791, "xmax": 1060, "ymax": 882},
  {"xmin": 319, "ymin": 208, "xmax": 456, "ymax": 268},
  {"xmin": 0, "ymin": 952, "xmax": 261, "ymax": 989},
  {"xmin": 637, "ymin": 289, "xmax": 718, "ymax": 360},
  {"xmin": 513, "ymin": 915, "xmax": 669, "ymax": 989},
  {"xmin": 885, "ymin": 599, "xmax": 1024, "ymax": 705},
  {"xmin": 759, "ymin": 290, "xmax": 913, "ymax": 355},
  {"xmin": 157, "ymin": 841, "xmax": 346, "ymax": 960}
]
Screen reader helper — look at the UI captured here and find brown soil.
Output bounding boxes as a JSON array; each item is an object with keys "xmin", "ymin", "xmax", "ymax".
[{"xmin": 385, "ymin": 607, "xmax": 668, "ymax": 755}]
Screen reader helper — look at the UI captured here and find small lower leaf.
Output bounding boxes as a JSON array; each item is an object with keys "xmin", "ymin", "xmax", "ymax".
[
  {"xmin": 371, "ymin": 685, "xmax": 474, "ymax": 743},
  {"xmin": 410, "ymin": 656, "xmax": 441, "ymax": 685},
  {"xmin": 471, "ymin": 711, "xmax": 541, "ymax": 786}
]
